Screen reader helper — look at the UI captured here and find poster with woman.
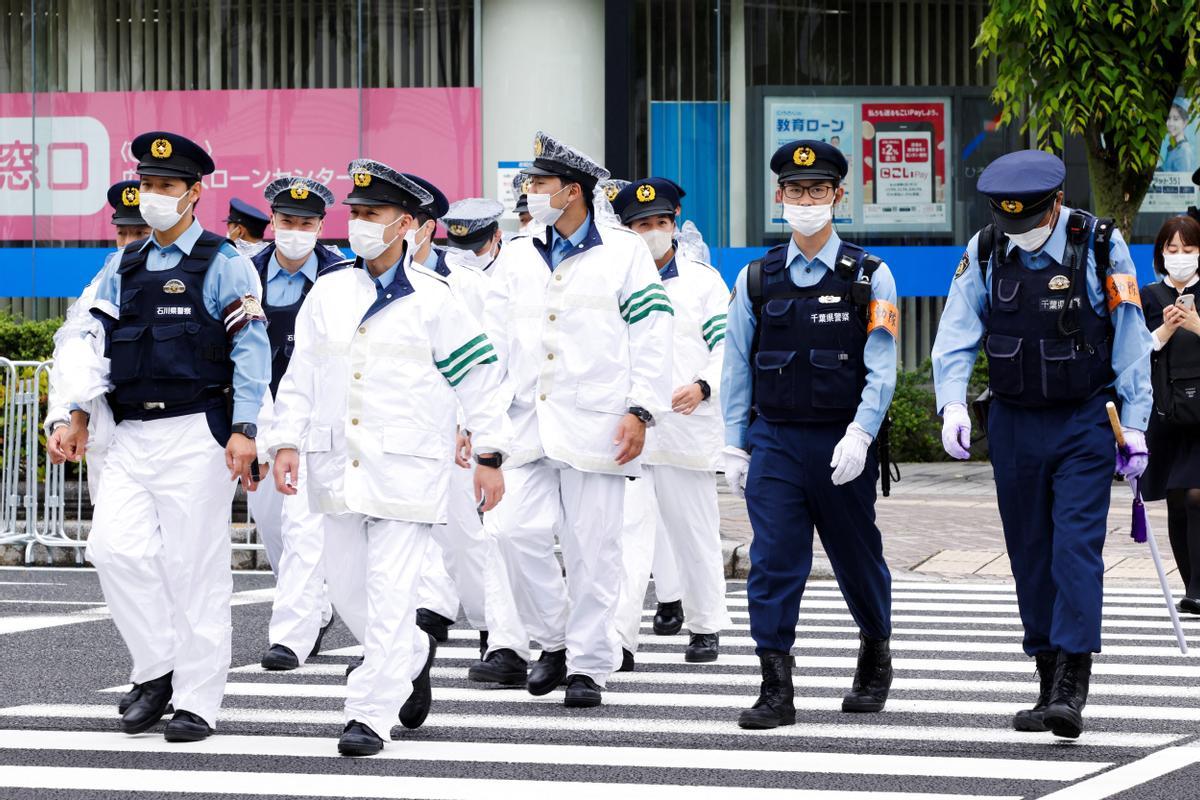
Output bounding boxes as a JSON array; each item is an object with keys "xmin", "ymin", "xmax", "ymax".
[{"xmin": 1143, "ymin": 97, "xmax": 1200, "ymax": 213}]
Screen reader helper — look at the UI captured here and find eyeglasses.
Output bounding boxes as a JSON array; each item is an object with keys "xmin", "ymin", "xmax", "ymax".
[{"xmin": 781, "ymin": 183, "xmax": 834, "ymax": 201}]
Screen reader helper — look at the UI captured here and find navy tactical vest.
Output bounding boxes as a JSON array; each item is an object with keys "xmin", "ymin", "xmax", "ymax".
[
  {"xmin": 981, "ymin": 211, "xmax": 1115, "ymax": 408},
  {"xmin": 749, "ymin": 241, "xmax": 881, "ymax": 424},
  {"xmin": 105, "ymin": 231, "xmax": 233, "ymax": 421}
]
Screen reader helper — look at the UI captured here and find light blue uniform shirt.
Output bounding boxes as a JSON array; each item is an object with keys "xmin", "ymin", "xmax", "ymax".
[
  {"xmin": 90, "ymin": 219, "xmax": 270, "ymax": 425},
  {"xmin": 371, "ymin": 257, "xmax": 402, "ymax": 289},
  {"xmin": 930, "ymin": 207, "xmax": 1153, "ymax": 429},
  {"xmin": 721, "ymin": 231, "xmax": 899, "ymax": 448},
  {"xmin": 550, "ymin": 213, "xmax": 592, "ymax": 269},
  {"xmin": 264, "ymin": 250, "xmax": 318, "ymax": 307}
]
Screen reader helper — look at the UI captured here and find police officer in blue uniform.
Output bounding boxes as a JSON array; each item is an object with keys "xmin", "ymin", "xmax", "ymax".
[
  {"xmin": 931, "ymin": 149, "xmax": 1153, "ymax": 739},
  {"xmin": 60, "ymin": 130, "xmax": 270, "ymax": 743},
  {"xmin": 722, "ymin": 139, "xmax": 899, "ymax": 730},
  {"xmin": 225, "ymin": 197, "xmax": 271, "ymax": 244},
  {"xmin": 106, "ymin": 180, "xmax": 151, "ymax": 249}
]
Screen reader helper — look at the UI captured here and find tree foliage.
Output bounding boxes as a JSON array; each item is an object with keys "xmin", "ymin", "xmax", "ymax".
[{"xmin": 976, "ymin": 0, "xmax": 1200, "ymax": 233}]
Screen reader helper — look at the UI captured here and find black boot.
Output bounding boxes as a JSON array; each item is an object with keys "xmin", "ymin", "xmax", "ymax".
[
  {"xmin": 468, "ymin": 648, "xmax": 528, "ymax": 686},
  {"xmin": 737, "ymin": 651, "xmax": 795, "ymax": 729},
  {"xmin": 841, "ymin": 633, "xmax": 893, "ymax": 713},
  {"xmin": 564, "ymin": 674, "xmax": 603, "ymax": 708},
  {"xmin": 345, "ymin": 655, "xmax": 363, "ymax": 676},
  {"xmin": 1178, "ymin": 597, "xmax": 1200, "ymax": 615},
  {"xmin": 120, "ymin": 672, "xmax": 173, "ymax": 734},
  {"xmin": 653, "ymin": 600, "xmax": 684, "ymax": 635},
  {"xmin": 261, "ymin": 644, "xmax": 299, "ymax": 671},
  {"xmin": 1043, "ymin": 652, "xmax": 1093, "ymax": 739},
  {"xmin": 398, "ymin": 634, "xmax": 438, "ymax": 730},
  {"xmin": 617, "ymin": 648, "xmax": 635, "ymax": 672},
  {"xmin": 685, "ymin": 633, "xmax": 719, "ymax": 663},
  {"xmin": 163, "ymin": 710, "xmax": 212, "ymax": 742},
  {"xmin": 416, "ymin": 608, "xmax": 453, "ymax": 643},
  {"xmin": 1013, "ymin": 652, "xmax": 1058, "ymax": 732},
  {"xmin": 117, "ymin": 684, "xmax": 141, "ymax": 715},
  {"xmin": 309, "ymin": 613, "xmax": 336, "ymax": 658},
  {"xmin": 338, "ymin": 720, "xmax": 383, "ymax": 756},
  {"xmin": 478, "ymin": 630, "xmax": 489, "ymax": 658},
  {"xmin": 527, "ymin": 649, "xmax": 568, "ymax": 696}
]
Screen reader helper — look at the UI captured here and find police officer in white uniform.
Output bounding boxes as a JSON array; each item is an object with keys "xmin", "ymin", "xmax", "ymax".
[
  {"xmin": 610, "ymin": 178, "xmax": 732, "ymax": 669},
  {"xmin": 59, "ymin": 131, "xmax": 270, "ymax": 742},
  {"xmin": 267, "ymin": 159, "xmax": 511, "ymax": 756},
  {"xmin": 249, "ymin": 177, "xmax": 349, "ymax": 672},
  {"xmin": 481, "ymin": 131, "xmax": 674, "ymax": 708}
]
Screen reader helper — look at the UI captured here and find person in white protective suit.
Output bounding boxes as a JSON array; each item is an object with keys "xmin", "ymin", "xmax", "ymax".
[
  {"xmin": 479, "ymin": 131, "xmax": 673, "ymax": 708},
  {"xmin": 58, "ymin": 131, "xmax": 270, "ymax": 743},
  {"xmin": 247, "ymin": 177, "xmax": 352, "ymax": 672},
  {"xmin": 609, "ymin": 178, "xmax": 732, "ymax": 671},
  {"xmin": 266, "ymin": 159, "xmax": 511, "ymax": 757}
]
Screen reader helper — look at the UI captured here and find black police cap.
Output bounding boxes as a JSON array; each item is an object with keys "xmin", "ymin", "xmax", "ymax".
[
  {"xmin": 130, "ymin": 131, "xmax": 215, "ymax": 180},
  {"xmin": 225, "ymin": 198, "xmax": 270, "ymax": 237},
  {"xmin": 613, "ymin": 178, "xmax": 683, "ymax": 225},
  {"xmin": 770, "ymin": 139, "xmax": 847, "ymax": 184},
  {"xmin": 343, "ymin": 159, "xmax": 434, "ymax": 214},
  {"xmin": 403, "ymin": 173, "xmax": 450, "ymax": 222},
  {"xmin": 263, "ymin": 177, "xmax": 335, "ymax": 218},
  {"xmin": 977, "ymin": 150, "xmax": 1066, "ymax": 234},
  {"xmin": 106, "ymin": 180, "xmax": 145, "ymax": 226}
]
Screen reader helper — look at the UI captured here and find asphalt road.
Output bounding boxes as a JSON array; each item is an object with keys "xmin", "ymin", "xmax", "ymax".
[{"xmin": 0, "ymin": 567, "xmax": 1198, "ymax": 799}]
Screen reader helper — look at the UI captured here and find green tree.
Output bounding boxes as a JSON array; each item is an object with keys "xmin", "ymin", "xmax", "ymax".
[{"xmin": 976, "ymin": 1, "xmax": 1200, "ymax": 233}]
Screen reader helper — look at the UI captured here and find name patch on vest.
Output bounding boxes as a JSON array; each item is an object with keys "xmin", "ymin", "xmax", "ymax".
[
  {"xmin": 1039, "ymin": 297, "xmax": 1081, "ymax": 314},
  {"xmin": 156, "ymin": 305, "xmax": 194, "ymax": 316},
  {"xmin": 809, "ymin": 311, "xmax": 852, "ymax": 324},
  {"xmin": 1105, "ymin": 273, "xmax": 1141, "ymax": 312},
  {"xmin": 867, "ymin": 300, "xmax": 899, "ymax": 338}
]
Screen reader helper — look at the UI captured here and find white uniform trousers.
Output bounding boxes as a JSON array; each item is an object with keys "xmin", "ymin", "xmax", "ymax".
[
  {"xmin": 614, "ymin": 476, "xmax": 656, "ymax": 655},
  {"xmin": 86, "ymin": 413, "xmax": 235, "ymax": 727},
  {"xmin": 246, "ymin": 465, "xmax": 333, "ymax": 662},
  {"xmin": 487, "ymin": 459, "xmax": 625, "ymax": 684},
  {"xmin": 323, "ymin": 513, "xmax": 431, "ymax": 742},
  {"xmin": 417, "ymin": 539, "xmax": 460, "ymax": 621},
  {"xmin": 651, "ymin": 521, "xmax": 682, "ymax": 603}
]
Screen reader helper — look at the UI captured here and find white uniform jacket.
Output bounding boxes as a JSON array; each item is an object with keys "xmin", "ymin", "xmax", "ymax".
[
  {"xmin": 642, "ymin": 252, "xmax": 728, "ymax": 471},
  {"xmin": 482, "ymin": 219, "xmax": 674, "ymax": 476},
  {"xmin": 266, "ymin": 256, "xmax": 512, "ymax": 523}
]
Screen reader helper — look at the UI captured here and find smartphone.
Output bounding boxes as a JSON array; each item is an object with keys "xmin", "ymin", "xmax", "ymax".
[
  {"xmin": 1177, "ymin": 294, "xmax": 1196, "ymax": 311},
  {"xmin": 870, "ymin": 121, "xmax": 936, "ymax": 205}
]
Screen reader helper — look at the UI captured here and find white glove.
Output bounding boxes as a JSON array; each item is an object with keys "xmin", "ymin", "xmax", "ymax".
[
  {"xmin": 941, "ymin": 402, "xmax": 972, "ymax": 460},
  {"xmin": 830, "ymin": 422, "xmax": 873, "ymax": 486},
  {"xmin": 722, "ymin": 446, "xmax": 751, "ymax": 499}
]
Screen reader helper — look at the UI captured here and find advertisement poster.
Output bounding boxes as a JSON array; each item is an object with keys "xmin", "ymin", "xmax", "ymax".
[
  {"xmin": 1142, "ymin": 96, "xmax": 1200, "ymax": 213},
  {"xmin": 0, "ymin": 87, "xmax": 482, "ymax": 241},
  {"xmin": 761, "ymin": 95, "xmax": 952, "ymax": 236}
]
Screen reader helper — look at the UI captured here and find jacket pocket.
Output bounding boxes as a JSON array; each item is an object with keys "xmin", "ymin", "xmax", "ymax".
[
  {"xmin": 148, "ymin": 322, "xmax": 203, "ymax": 380},
  {"xmin": 809, "ymin": 348, "xmax": 859, "ymax": 410},
  {"xmin": 381, "ymin": 426, "xmax": 447, "ymax": 460},
  {"xmin": 576, "ymin": 380, "xmax": 628, "ymax": 415},
  {"xmin": 302, "ymin": 426, "xmax": 332, "ymax": 453},
  {"xmin": 994, "ymin": 278, "xmax": 1021, "ymax": 313},
  {"xmin": 763, "ymin": 298, "xmax": 794, "ymax": 328},
  {"xmin": 118, "ymin": 286, "xmax": 142, "ymax": 319},
  {"xmin": 108, "ymin": 324, "xmax": 147, "ymax": 383},
  {"xmin": 753, "ymin": 350, "xmax": 798, "ymax": 409},
  {"xmin": 984, "ymin": 334, "xmax": 1024, "ymax": 396},
  {"xmin": 1040, "ymin": 338, "xmax": 1089, "ymax": 401}
]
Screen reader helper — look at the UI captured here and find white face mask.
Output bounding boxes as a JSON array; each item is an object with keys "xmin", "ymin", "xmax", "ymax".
[
  {"xmin": 455, "ymin": 246, "xmax": 496, "ymax": 270},
  {"xmin": 783, "ymin": 202, "xmax": 833, "ymax": 237},
  {"xmin": 274, "ymin": 227, "xmax": 318, "ymax": 261},
  {"xmin": 139, "ymin": 190, "xmax": 193, "ymax": 232},
  {"xmin": 348, "ymin": 215, "xmax": 403, "ymax": 261},
  {"xmin": 1007, "ymin": 223, "xmax": 1054, "ymax": 253},
  {"xmin": 404, "ymin": 223, "xmax": 431, "ymax": 255},
  {"xmin": 527, "ymin": 185, "xmax": 569, "ymax": 226},
  {"xmin": 639, "ymin": 228, "xmax": 674, "ymax": 260},
  {"xmin": 1164, "ymin": 252, "xmax": 1200, "ymax": 283}
]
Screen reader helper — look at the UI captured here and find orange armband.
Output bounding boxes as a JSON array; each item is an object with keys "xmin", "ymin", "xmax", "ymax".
[{"xmin": 867, "ymin": 299, "xmax": 899, "ymax": 338}]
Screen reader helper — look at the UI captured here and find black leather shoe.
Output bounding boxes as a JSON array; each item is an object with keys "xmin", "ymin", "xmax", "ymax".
[
  {"xmin": 163, "ymin": 710, "xmax": 212, "ymax": 742},
  {"xmin": 564, "ymin": 674, "xmax": 603, "ymax": 708},
  {"xmin": 479, "ymin": 630, "xmax": 490, "ymax": 658},
  {"xmin": 120, "ymin": 672, "xmax": 173, "ymax": 734},
  {"xmin": 338, "ymin": 720, "xmax": 383, "ymax": 756},
  {"xmin": 841, "ymin": 633, "xmax": 893, "ymax": 713},
  {"xmin": 261, "ymin": 644, "xmax": 299, "ymax": 671},
  {"xmin": 1178, "ymin": 597, "xmax": 1200, "ymax": 615},
  {"xmin": 117, "ymin": 684, "xmax": 141, "ymax": 715},
  {"xmin": 1043, "ymin": 652, "xmax": 1093, "ymax": 739},
  {"xmin": 416, "ymin": 608, "xmax": 454, "ymax": 643},
  {"xmin": 617, "ymin": 648, "xmax": 635, "ymax": 672},
  {"xmin": 309, "ymin": 613, "xmax": 336, "ymax": 658},
  {"xmin": 1013, "ymin": 651, "xmax": 1058, "ymax": 732},
  {"xmin": 398, "ymin": 634, "xmax": 438, "ymax": 729},
  {"xmin": 468, "ymin": 648, "xmax": 528, "ymax": 686},
  {"xmin": 685, "ymin": 633, "xmax": 719, "ymax": 663},
  {"xmin": 527, "ymin": 649, "xmax": 568, "ymax": 696},
  {"xmin": 738, "ymin": 651, "xmax": 795, "ymax": 729},
  {"xmin": 345, "ymin": 655, "xmax": 363, "ymax": 676},
  {"xmin": 653, "ymin": 600, "xmax": 684, "ymax": 636}
]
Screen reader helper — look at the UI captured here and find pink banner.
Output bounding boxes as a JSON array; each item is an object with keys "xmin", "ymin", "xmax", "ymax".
[{"xmin": 0, "ymin": 87, "xmax": 481, "ymax": 241}]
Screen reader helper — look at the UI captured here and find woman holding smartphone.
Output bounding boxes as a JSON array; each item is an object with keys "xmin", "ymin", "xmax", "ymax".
[{"xmin": 1142, "ymin": 214, "xmax": 1200, "ymax": 614}]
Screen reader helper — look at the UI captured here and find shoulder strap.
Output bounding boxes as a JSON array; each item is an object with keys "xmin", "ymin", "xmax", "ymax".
[
  {"xmin": 975, "ymin": 224, "xmax": 998, "ymax": 283},
  {"xmin": 1093, "ymin": 216, "xmax": 1115, "ymax": 278},
  {"xmin": 117, "ymin": 240, "xmax": 150, "ymax": 275},
  {"xmin": 747, "ymin": 259, "xmax": 765, "ymax": 321},
  {"xmin": 180, "ymin": 230, "xmax": 230, "ymax": 274}
]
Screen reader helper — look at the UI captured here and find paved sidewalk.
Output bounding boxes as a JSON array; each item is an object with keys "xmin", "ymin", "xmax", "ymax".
[{"xmin": 720, "ymin": 461, "xmax": 1182, "ymax": 585}]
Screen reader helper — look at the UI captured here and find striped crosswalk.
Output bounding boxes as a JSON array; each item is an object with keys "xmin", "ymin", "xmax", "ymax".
[{"xmin": 0, "ymin": 578, "xmax": 1198, "ymax": 799}]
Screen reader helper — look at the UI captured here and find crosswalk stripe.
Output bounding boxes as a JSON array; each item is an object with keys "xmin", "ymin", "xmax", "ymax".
[
  {"xmin": 796, "ymin": 581, "xmax": 1181, "ymax": 597},
  {"xmin": 714, "ymin": 599, "xmax": 1192, "ymax": 618},
  {"xmin": 0, "ymin": 729, "xmax": 1109, "ymax": 781},
  {"xmin": 0, "ymin": 764, "xmax": 1023, "ymax": 800},
  {"xmin": 641, "ymin": 610, "xmax": 1200, "ymax": 630},
  {"xmin": 0, "ymin": 705, "xmax": 1178, "ymax": 749},
  {"xmin": 794, "ymin": 588, "xmax": 1174, "ymax": 606},
  {"xmin": 1036, "ymin": 742, "xmax": 1200, "ymax": 800}
]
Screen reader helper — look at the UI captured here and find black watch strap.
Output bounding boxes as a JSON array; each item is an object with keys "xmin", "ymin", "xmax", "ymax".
[
  {"xmin": 474, "ymin": 452, "xmax": 504, "ymax": 468},
  {"xmin": 232, "ymin": 422, "xmax": 257, "ymax": 439},
  {"xmin": 628, "ymin": 406, "xmax": 653, "ymax": 425},
  {"xmin": 695, "ymin": 379, "xmax": 711, "ymax": 400}
]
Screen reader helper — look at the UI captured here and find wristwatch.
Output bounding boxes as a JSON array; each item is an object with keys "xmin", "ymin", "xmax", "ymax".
[
  {"xmin": 474, "ymin": 452, "xmax": 504, "ymax": 468},
  {"xmin": 695, "ymin": 379, "xmax": 712, "ymax": 400},
  {"xmin": 232, "ymin": 422, "xmax": 258, "ymax": 439},
  {"xmin": 627, "ymin": 406, "xmax": 654, "ymax": 426}
]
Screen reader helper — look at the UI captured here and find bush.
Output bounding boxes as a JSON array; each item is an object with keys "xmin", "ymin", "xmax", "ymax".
[
  {"xmin": 0, "ymin": 314, "xmax": 61, "ymax": 362},
  {"xmin": 887, "ymin": 354, "xmax": 989, "ymax": 463}
]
